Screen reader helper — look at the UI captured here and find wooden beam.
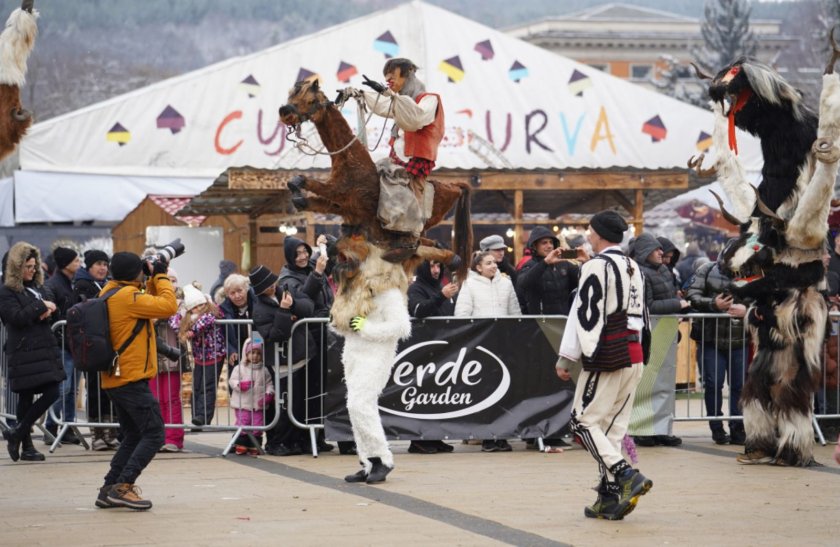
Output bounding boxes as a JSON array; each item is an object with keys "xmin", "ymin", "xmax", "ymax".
[
  {"xmin": 247, "ymin": 217, "xmax": 257, "ymax": 271},
  {"xmin": 611, "ymin": 191, "xmax": 635, "ymax": 216},
  {"xmin": 437, "ymin": 171, "xmax": 688, "ymax": 191},
  {"xmin": 633, "ymin": 189, "xmax": 645, "ymax": 235},
  {"xmin": 514, "ymin": 190, "xmax": 524, "ymax": 264}
]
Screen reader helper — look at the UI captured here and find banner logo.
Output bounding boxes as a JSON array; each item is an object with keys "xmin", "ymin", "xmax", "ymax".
[{"xmin": 380, "ymin": 341, "xmax": 511, "ymax": 420}]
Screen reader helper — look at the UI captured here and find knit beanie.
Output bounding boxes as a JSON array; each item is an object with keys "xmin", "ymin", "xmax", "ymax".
[
  {"xmin": 182, "ymin": 284, "xmax": 206, "ymax": 311},
  {"xmin": 110, "ymin": 252, "xmax": 143, "ymax": 281},
  {"xmin": 84, "ymin": 249, "xmax": 110, "ymax": 269},
  {"xmin": 249, "ymin": 264, "xmax": 278, "ymax": 295},
  {"xmin": 589, "ymin": 211, "xmax": 628, "ymax": 243},
  {"xmin": 53, "ymin": 247, "xmax": 78, "ymax": 270},
  {"xmin": 242, "ymin": 338, "xmax": 264, "ymax": 356},
  {"xmin": 219, "ymin": 259, "xmax": 237, "ymax": 278}
]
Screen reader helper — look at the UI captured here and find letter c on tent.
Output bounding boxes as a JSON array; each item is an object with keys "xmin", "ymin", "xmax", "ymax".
[{"xmin": 215, "ymin": 110, "xmax": 244, "ymax": 155}]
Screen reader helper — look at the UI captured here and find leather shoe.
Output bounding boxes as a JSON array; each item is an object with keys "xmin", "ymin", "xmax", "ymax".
[
  {"xmin": 654, "ymin": 435, "xmax": 682, "ymax": 447},
  {"xmin": 344, "ymin": 467, "xmax": 368, "ymax": 483},
  {"xmin": 3, "ymin": 428, "xmax": 22, "ymax": 462},
  {"xmin": 632, "ymin": 436, "xmax": 656, "ymax": 447},
  {"xmin": 366, "ymin": 457, "xmax": 392, "ymax": 484},
  {"xmin": 408, "ymin": 441, "xmax": 438, "ymax": 454},
  {"xmin": 712, "ymin": 429, "xmax": 730, "ymax": 445},
  {"xmin": 433, "ymin": 440, "xmax": 454, "ymax": 453}
]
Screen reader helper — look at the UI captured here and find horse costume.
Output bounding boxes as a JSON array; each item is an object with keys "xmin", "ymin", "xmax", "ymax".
[
  {"xmin": 690, "ymin": 34, "xmax": 840, "ymax": 466},
  {"xmin": 0, "ymin": 0, "xmax": 37, "ymax": 162}
]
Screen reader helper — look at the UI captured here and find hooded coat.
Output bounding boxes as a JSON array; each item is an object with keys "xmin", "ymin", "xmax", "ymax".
[
  {"xmin": 454, "ymin": 270, "xmax": 520, "ymax": 317},
  {"xmin": 277, "ymin": 237, "xmax": 317, "ymax": 319},
  {"xmin": 685, "ymin": 260, "xmax": 747, "ymax": 349},
  {"xmin": 634, "ymin": 233, "xmax": 684, "ymax": 315},
  {"xmin": 0, "ymin": 242, "xmax": 65, "ymax": 392},
  {"xmin": 657, "ymin": 236, "xmax": 682, "ymax": 289},
  {"xmin": 73, "ymin": 266, "xmax": 107, "ymax": 302},
  {"xmin": 407, "ymin": 260, "xmax": 455, "ymax": 318},
  {"xmin": 516, "ymin": 226, "xmax": 579, "ymax": 315}
]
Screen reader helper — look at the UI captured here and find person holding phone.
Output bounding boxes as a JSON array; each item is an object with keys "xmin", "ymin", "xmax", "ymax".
[
  {"xmin": 516, "ymin": 226, "xmax": 580, "ymax": 316},
  {"xmin": 685, "ymin": 241, "xmax": 749, "ymax": 446}
]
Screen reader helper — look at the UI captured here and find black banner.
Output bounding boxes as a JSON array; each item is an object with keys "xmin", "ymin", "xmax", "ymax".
[{"xmin": 324, "ymin": 317, "xmax": 574, "ymax": 441}]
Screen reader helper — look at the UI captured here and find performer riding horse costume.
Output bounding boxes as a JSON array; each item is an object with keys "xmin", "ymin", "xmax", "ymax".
[
  {"xmin": 690, "ymin": 33, "xmax": 840, "ymax": 466},
  {"xmin": 0, "ymin": 0, "xmax": 37, "ymax": 161}
]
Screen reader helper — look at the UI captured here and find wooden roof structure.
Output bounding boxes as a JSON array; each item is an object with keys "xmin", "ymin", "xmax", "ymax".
[{"xmin": 180, "ymin": 166, "xmax": 698, "ymax": 265}]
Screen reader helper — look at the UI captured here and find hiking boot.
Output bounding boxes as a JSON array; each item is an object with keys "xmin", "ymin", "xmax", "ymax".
[
  {"xmin": 729, "ymin": 429, "xmax": 746, "ymax": 446},
  {"xmin": 107, "ymin": 483, "xmax": 153, "ymax": 510},
  {"xmin": 20, "ymin": 434, "xmax": 45, "ymax": 462},
  {"xmin": 736, "ymin": 450, "xmax": 773, "ymax": 465},
  {"xmin": 63, "ymin": 429, "xmax": 82, "ymax": 445},
  {"xmin": 633, "ymin": 436, "xmax": 656, "ymax": 447},
  {"xmin": 366, "ymin": 457, "xmax": 392, "ymax": 484},
  {"xmin": 495, "ymin": 439, "xmax": 513, "ymax": 452},
  {"xmin": 338, "ymin": 442, "xmax": 357, "ymax": 456},
  {"xmin": 712, "ymin": 429, "xmax": 730, "ymax": 445},
  {"xmin": 481, "ymin": 440, "xmax": 500, "ymax": 452},
  {"xmin": 408, "ymin": 441, "xmax": 438, "ymax": 454},
  {"xmin": 654, "ymin": 435, "xmax": 682, "ymax": 447},
  {"xmin": 615, "ymin": 468, "xmax": 653, "ymax": 507},
  {"xmin": 584, "ymin": 492, "xmax": 627, "ymax": 521},
  {"xmin": 95, "ymin": 485, "xmax": 119, "ymax": 509}
]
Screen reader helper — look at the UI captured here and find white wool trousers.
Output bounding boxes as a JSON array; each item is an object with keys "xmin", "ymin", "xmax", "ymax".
[
  {"xmin": 571, "ymin": 363, "xmax": 643, "ymax": 479},
  {"xmin": 342, "ymin": 334, "xmax": 398, "ymax": 471}
]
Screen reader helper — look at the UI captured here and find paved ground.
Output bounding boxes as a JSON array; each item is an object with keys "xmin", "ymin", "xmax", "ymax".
[{"xmin": 0, "ymin": 422, "xmax": 838, "ymax": 546}]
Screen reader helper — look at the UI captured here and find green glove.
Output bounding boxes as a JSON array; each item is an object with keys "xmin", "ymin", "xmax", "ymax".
[{"xmin": 350, "ymin": 316, "xmax": 367, "ymax": 332}]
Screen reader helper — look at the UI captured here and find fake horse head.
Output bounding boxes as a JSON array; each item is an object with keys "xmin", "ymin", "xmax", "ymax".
[{"xmin": 278, "ymin": 77, "xmax": 334, "ymax": 130}]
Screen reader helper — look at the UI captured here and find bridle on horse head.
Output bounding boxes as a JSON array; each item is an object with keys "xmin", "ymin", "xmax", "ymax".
[{"xmin": 285, "ymin": 93, "xmax": 393, "ymax": 157}]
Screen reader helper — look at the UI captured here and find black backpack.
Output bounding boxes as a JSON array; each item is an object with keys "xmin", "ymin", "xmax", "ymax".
[{"xmin": 67, "ymin": 287, "xmax": 144, "ymax": 373}]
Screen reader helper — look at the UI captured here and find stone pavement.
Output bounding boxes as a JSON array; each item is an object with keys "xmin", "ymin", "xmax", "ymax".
[{"xmin": 0, "ymin": 423, "xmax": 838, "ymax": 546}]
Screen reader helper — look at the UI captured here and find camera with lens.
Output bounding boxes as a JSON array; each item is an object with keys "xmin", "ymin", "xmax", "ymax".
[{"xmin": 143, "ymin": 238, "xmax": 185, "ymax": 275}]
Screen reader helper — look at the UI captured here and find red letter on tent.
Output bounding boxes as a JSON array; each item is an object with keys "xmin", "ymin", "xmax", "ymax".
[{"xmin": 215, "ymin": 111, "xmax": 244, "ymax": 155}]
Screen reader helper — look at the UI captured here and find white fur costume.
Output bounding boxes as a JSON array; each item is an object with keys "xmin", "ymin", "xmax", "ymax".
[
  {"xmin": 0, "ymin": 7, "xmax": 38, "ymax": 87},
  {"xmin": 330, "ymin": 245, "xmax": 412, "ymax": 473}
]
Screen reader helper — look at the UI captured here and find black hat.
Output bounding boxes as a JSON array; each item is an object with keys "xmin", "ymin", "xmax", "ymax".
[
  {"xmin": 53, "ymin": 247, "xmax": 78, "ymax": 270},
  {"xmin": 84, "ymin": 249, "xmax": 110, "ymax": 269},
  {"xmin": 589, "ymin": 210, "xmax": 628, "ymax": 243},
  {"xmin": 110, "ymin": 252, "xmax": 143, "ymax": 281},
  {"xmin": 249, "ymin": 265, "xmax": 278, "ymax": 295}
]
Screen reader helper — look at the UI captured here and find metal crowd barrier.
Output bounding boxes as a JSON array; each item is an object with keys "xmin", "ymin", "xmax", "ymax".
[
  {"xmin": 35, "ymin": 319, "xmax": 288, "ymax": 456},
  {"xmin": 3, "ymin": 313, "xmax": 839, "ymax": 457}
]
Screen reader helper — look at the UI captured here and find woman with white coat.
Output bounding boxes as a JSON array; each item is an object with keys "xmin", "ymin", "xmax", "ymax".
[
  {"xmin": 454, "ymin": 251, "xmax": 521, "ymax": 452},
  {"xmin": 454, "ymin": 251, "xmax": 520, "ymax": 318}
]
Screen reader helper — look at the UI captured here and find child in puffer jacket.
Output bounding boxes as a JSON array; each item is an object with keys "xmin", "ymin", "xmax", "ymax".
[
  {"xmin": 229, "ymin": 339, "xmax": 275, "ymax": 455},
  {"xmin": 169, "ymin": 283, "xmax": 226, "ymax": 427}
]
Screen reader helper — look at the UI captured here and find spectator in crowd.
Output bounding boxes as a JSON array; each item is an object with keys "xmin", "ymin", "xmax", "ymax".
[
  {"xmin": 456, "ymin": 251, "xmax": 521, "ymax": 452},
  {"xmin": 479, "ymin": 234, "xmax": 518, "ymax": 284},
  {"xmin": 229, "ymin": 338, "xmax": 275, "ymax": 456},
  {"xmin": 685, "ymin": 244, "xmax": 748, "ymax": 446},
  {"xmin": 152, "ymin": 267, "xmax": 185, "ymax": 453},
  {"xmin": 676, "ymin": 242, "xmax": 706, "ymax": 285},
  {"xmin": 250, "ymin": 264, "xmax": 312, "ymax": 456},
  {"xmin": 74, "ymin": 249, "xmax": 120, "ymax": 451},
  {"xmin": 219, "ymin": 273, "xmax": 255, "ymax": 367},
  {"xmin": 657, "ymin": 236, "xmax": 682, "ymax": 290},
  {"xmin": 630, "ymin": 233, "xmax": 688, "ymax": 448},
  {"xmin": 43, "ymin": 246, "xmax": 82, "ymax": 445},
  {"xmin": 96, "ymin": 251, "xmax": 177, "ymax": 510},
  {"xmin": 0, "ymin": 242, "xmax": 64, "ymax": 462},
  {"xmin": 209, "ymin": 260, "xmax": 237, "ymax": 304},
  {"xmin": 43, "ymin": 253, "xmax": 56, "ymax": 280},
  {"xmin": 516, "ymin": 227, "xmax": 579, "ymax": 316},
  {"xmin": 170, "ymin": 284, "xmax": 226, "ymax": 428},
  {"xmin": 405, "ymin": 259, "xmax": 459, "ymax": 454},
  {"xmin": 280, "ymin": 234, "xmax": 335, "ymax": 453},
  {"xmin": 829, "ymin": 231, "xmax": 840, "ymax": 279}
]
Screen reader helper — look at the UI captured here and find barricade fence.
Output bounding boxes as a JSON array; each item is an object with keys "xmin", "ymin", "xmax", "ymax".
[{"xmin": 2, "ymin": 314, "xmax": 838, "ymax": 457}]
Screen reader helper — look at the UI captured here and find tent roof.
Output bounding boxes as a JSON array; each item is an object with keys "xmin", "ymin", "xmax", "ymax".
[{"xmin": 19, "ymin": 0, "xmax": 763, "ymax": 178}]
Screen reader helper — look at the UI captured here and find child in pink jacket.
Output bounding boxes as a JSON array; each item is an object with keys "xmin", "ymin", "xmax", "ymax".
[{"xmin": 228, "ymin": 339, "xmax": 275, "ymax": 455}]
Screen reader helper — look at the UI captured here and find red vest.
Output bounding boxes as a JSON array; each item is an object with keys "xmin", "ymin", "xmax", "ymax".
[{"xmin": 403, "ymin": 93, "xmax": 444, "ymax": 162}]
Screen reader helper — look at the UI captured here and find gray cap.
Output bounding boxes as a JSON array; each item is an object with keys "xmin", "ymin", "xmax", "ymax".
[{"xmin": 479, "ymin": 235, "xmax": 507, "ymax": 251}]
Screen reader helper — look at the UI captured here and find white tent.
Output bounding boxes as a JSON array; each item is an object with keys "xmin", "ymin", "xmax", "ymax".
[{"xmin": 14, "ymin": 0, "xmax": 763, "ymax": 223}]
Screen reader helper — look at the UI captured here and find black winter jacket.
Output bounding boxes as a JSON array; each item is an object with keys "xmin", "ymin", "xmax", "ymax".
[
  {"xmin": 685, "ymin": 261, "xmax": 748, "ymax": 349},
  {"xmin": 220, "ymin": 290, "xmax": 256, "ymax": 364},
  {"xmin": 516, "ymin": 226, "xmax": 578, "ymax": 315},
  {"xmin": 0, "ymin": 282, "xmax": 66, "ymax": 392},
  {"xmin": 252, "ymin": 293, "xmax": 312, "ymax": 367},
  {"xmin": 73, "ymin": 267, "xmax": 107, "ymax": 302},
  {"xmin": 278, "ymin": 237, "xmax": 318, "ymax": 319},
  {"xmin": 408, "ymin": 261, "xmax": 456, "ymax": 318},
  {"xmin": 634, "ymin": 233, "xmax": 683, "ymax": 315}
]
